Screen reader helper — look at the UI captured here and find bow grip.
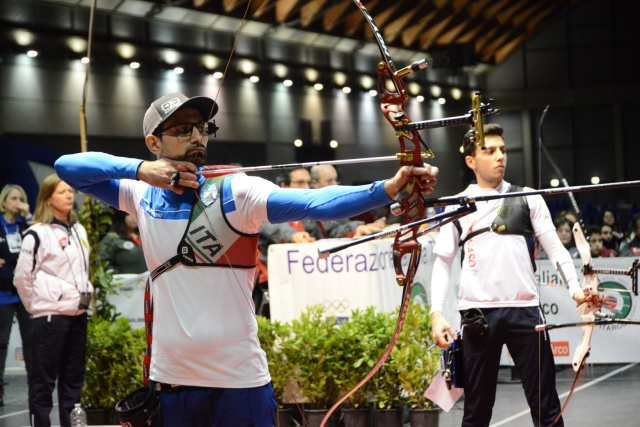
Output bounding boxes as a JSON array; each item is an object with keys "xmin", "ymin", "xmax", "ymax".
[{"xmin": 393, "ymin": 239, "xmax": 422, "ymax": 286}]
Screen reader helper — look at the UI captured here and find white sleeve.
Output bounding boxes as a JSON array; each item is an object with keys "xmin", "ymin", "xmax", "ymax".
[
  {"xmin": 13, "ymin": 232, "xmax": 37, "ymax": 312},
  {"xmin": 430, "ymin": 220, "xmax": 460, "ymax": 314},
  {"xmin": 430, "ymin": 254, "xmax": 455, "ymax": 314},
  {"xmin": 538, "ymin": 229, "xmax": 581, "ymax": 296}
]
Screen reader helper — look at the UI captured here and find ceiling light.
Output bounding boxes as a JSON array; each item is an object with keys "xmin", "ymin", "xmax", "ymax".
[
  {"xmin": 329, "ymin": 140, "xmax": 339, "ymax": 149},
  {"xmin": 305, "ymin": 68, "xmax": 319, "ymax": 83},
  {"xmin": 173, "ymin": 67, "xmax": 184, "ymax": 75},
  {"xmin": 438, "ymin": 97, "xmax": 446, "ymax": 105},
  {"xmin": 130, "ymin": 62, "xmax": 140, "ymax": 69},
  {"xmin": 26, "ymin": 50, "xmax": 38, "ymax": 58},
  {"xmin": 213, "ymin": 71, "xmax": 223, "ymax": 79},
  {"xmin": 81, "ymin": 57, "xmax": 90, "ymax": 64},
  {"xmin": 283, "ymin": 79, "xmax": 293, "ymax": 87},
  {"xmin": 416, "ymin": 95, "xmax": 425, "ymax": 103},
  {"xmin": 342, "ymin": 86, "xmax": 351, "ymax": 94},
  {"xmin": 273, "ymin": 64, "xmax": 288, "ymax": 79},
  {"xmin": 249, "ymin": 75, "xmax": 260, "ymax": 83},
  {"xmin": 313, "ymin": 83, "xmax": 323, "ymax": 91},
  {"xmin": 294, "ymin": 139, "xmax": 303, "ymax": 147},
  {"xmin": 550, "ymin": 179, "xmax": 560, "ymax": 187},
  {"xmin": 590, "ymin": 176, "xmax": 600, "ymax": 185},
  {"xmin": 202, "ymin": 55, "xmax": 220, "ymax": 70},
  {"xmin": 451, "ymin": 88, "xmax": 462, "ymax": 100},
  {"xmin": 334, "ymin": 72, "xmax": 347, "ymax": 86},
  {"xmin": 239, "ymin": 59, "xmax": 256, "ymax": 74},
  {"xmin": 368, "ymin": 89, "xmax": 378, "ymax": 97},
  {"xmin": 408, "ymin": 82, "xmax": 421, "ymax": 96},
  {"xmin": 430, "ymin": 85, "xmax": 442, "ymax": 97},
  {"xmin": 360, "ymin": 75, "xmax": 374, "ymax": 90}
]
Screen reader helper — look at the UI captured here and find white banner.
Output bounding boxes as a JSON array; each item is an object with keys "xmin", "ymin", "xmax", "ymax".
[
  {"xmin": 109, "ymin": 272, "xmax": 149, "ymax": 330},
  {"xmin": 268, "ymin": 234, "xmax": 460, "ymax": 326}
]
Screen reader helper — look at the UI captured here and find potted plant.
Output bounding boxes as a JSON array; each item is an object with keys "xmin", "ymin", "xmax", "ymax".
[
  {"xmin": 331, "ymin": 307, "xmax": 386, "ymax": 427},
  {"xmin": 256, "ymin": 315, "xmax": 295, "ymax": 427},
  {"xmin": 281, "ymin": 304, "xmax": 342, "ymax": 427},
  {"xmin": 78, "ymin": 196, "xmax": 147, "ymax": 423},
  {"xmin": 370, "ymin": 310, "xmax": 405, "ymax": 427},
  {"xmin": 82, "ymin": 317, "xmax": 146, "ymax": 423},
  {"xmin": 392, "ymin": 301, "xmax": 441, "ymax": 427}
]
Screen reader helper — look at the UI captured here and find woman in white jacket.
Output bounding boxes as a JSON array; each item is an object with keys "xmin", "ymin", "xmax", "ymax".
[{"xmin": 14, "ymin": 173, "xmax": 92, "ymax": 427}]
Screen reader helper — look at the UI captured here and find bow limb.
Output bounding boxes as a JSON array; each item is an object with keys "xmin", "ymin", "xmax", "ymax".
[
  {"xmin": 549, "ymin": 222, "xmax": 602, "ymax": 425},
  {"xmin": 79, "ymin": 0, "xmax": 97, "ymax": 153}
]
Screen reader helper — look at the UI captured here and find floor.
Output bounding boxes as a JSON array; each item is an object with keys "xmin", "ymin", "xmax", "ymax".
[{"xmin": 0, "ymin": 363, "xmax": 638, "ymax": 426}]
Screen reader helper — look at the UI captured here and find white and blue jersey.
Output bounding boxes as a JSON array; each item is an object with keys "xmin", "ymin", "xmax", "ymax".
[{"xmin": 55, "ymin": 152, "xmax": 391, "ymax": 388}]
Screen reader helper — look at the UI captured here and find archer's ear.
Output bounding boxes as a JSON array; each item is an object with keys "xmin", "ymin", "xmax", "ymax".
[
  {"xmin": 464, "ymin": 155, "xmax": 475, "ymax": 171},
  {"xmin": 144, "ymin": 135, "xmax": 162, "ymax": 156}
]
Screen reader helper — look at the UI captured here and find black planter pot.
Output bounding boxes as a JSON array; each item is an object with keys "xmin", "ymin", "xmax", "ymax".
[
  {"xmin": 408, "ymin": 408, "xmax": 439, "ymax": 427},
  {"xmin": 372, "ymin": 407, "xmax": 403, "ymax": 427},
  {"xmin": 342, "ymin": 406, "xmax": 372, "ymax": 427},
  {"xmin": 304, "ymin": 408, "xmax": 338, "ymax": 427},
  {"xmin": 86, "ymin": 408, "xmax": 117, "ymax": 425},
  {"xmin": 277, "ymin": 406, "xmax": 293, "ymax": 427}
]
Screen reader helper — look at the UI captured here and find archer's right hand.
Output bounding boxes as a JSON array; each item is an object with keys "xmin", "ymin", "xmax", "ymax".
[{"xmin": 431, "ymin": 311, "xmax": 456, "ymax": 349}]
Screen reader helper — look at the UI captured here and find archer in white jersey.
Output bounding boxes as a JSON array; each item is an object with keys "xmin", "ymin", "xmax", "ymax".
[{"xmin": 55, "ymin": 92, "xmax": 439, "ymax": 427}]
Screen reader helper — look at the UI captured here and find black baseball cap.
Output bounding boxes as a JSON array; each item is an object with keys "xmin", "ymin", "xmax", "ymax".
[{"xmin": 142, "ymin": 93, "xmax": 218, "ymax": 136}]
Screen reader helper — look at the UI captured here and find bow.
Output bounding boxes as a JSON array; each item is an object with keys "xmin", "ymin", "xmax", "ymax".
[
  {"xmin": 318, "ymin": 2, "xmax": 496, "ymax": 424},
  {"xmin": 536, "ymin": 221, "xmax": 640, "ymax": 425}
]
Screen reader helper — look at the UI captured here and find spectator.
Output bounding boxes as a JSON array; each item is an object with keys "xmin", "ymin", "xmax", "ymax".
[
  {"xmin": 619, "ymin": 214, "xmax": 640, "ymax": 257},
  {"xmin": 600, "ymin": 208, "xmax": 624, "ymax": 248},
  {"xmin": 538, "ymin": 216, "xmax": 579, "ymax": 259},
  {"xmin": 14, "ymin": 174, "xmax": 92, "ymax": 427},
  {"xmin": 100, "ymin": 210, "xmax": 147, "ymax": 274},
  {"xmin": 0, "ymin": 184, "xmax": 33, "ymax": 407},
  {"xmin": 586, "ymin": 225, "xmax": 604, "ymax": 258},
  {"xmin": 558, "ymin": 209, "xmax": 579, "ymax": 226},
  {"xmin": 600, "ymin": 224, "xmax": 618, "ymax": 257}
]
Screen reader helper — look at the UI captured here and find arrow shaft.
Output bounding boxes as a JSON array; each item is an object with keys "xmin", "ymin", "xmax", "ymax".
[{"xmin": 198, "ymin": 155, "xmax": 402, "ymax": 177}]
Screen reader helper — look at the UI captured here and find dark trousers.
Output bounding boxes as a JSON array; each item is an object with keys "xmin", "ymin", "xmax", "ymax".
[
  {"xmin": 158, "ymin": 382, "xmax": 277, "ymax": 427},
  {"xmin": 461, "ymin": 307, "xmax": 563, "ymax": 427},
  {"xmin": 30, "ymin": 314, "xmax": 87, "ymax": 427},
  {"xmin": 0, "ymin": 301, "xmax": 33, "ymax": 383}
]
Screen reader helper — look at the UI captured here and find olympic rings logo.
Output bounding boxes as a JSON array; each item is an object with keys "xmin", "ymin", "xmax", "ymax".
[{"xmin": 324, "ymin": 299, "xmax": 351, "ymax": 314}]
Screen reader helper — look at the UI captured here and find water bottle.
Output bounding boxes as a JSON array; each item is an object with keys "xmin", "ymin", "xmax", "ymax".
[{"xmin": 70, "ymin": 403, "xmax": 87, "ymax": 427}]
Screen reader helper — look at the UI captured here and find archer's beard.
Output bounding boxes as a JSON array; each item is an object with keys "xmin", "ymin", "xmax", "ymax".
[{"xmin": 174, "ymin": 149, "xmax": 208, "ymax": 167}]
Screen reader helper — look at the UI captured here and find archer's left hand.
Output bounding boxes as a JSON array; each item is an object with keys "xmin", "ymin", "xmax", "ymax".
[{"xmin": 384, "ymin": 164, "xmax": 438, "ymax": 200}]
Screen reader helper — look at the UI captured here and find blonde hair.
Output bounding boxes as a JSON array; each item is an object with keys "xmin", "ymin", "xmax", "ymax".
[
  {"xmin": 32, "ymin": 173, "xmax": 79, "ymax": 224},
  {"xmin": 0, "ymin": 184, "xmax": 29, "ymax": 218}
]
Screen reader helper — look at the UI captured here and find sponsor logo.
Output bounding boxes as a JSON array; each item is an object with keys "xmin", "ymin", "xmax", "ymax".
[
  {"xmin": 161, "ymin": 97, "xmax": 182, "ymax": 114},
  {"xmin": 551, "ymin": 341, "xmax": 570, "ymax": 357},
  {"xmin": 324, "ymin": 299, "xmax": 350, "ymax": 315},
  {"xmin": 599, "ymin": 281, "xmax": 634, "ymax": 319},
  {"xmin": 200, "ymin": 182, "xmax": 220, "ymax": 206}
]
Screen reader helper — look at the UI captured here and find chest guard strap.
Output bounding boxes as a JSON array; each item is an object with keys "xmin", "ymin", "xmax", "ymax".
[{"xmin": 457, "ymin": 184, "xmax": 533, "ymax": 247}]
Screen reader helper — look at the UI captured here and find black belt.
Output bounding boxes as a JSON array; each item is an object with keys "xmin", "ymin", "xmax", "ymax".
[{"xmin": 158, "ymin": 383, "xmax": 208, "ymax": 394}]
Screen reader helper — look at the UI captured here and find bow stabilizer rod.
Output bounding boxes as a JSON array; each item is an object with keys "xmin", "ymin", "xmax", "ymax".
[
  {"xmin": 317, "ymin": 202, "xmax": 477, "ymax": 262},
  {"xmin": 422, "ymin": 180, "xmax": 640, "ymax": 208}
]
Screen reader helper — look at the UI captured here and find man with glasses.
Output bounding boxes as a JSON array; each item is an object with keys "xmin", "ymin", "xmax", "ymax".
[{"xmin": 55, "ymin": 92, "xmax": 438, "ymax": 427}]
